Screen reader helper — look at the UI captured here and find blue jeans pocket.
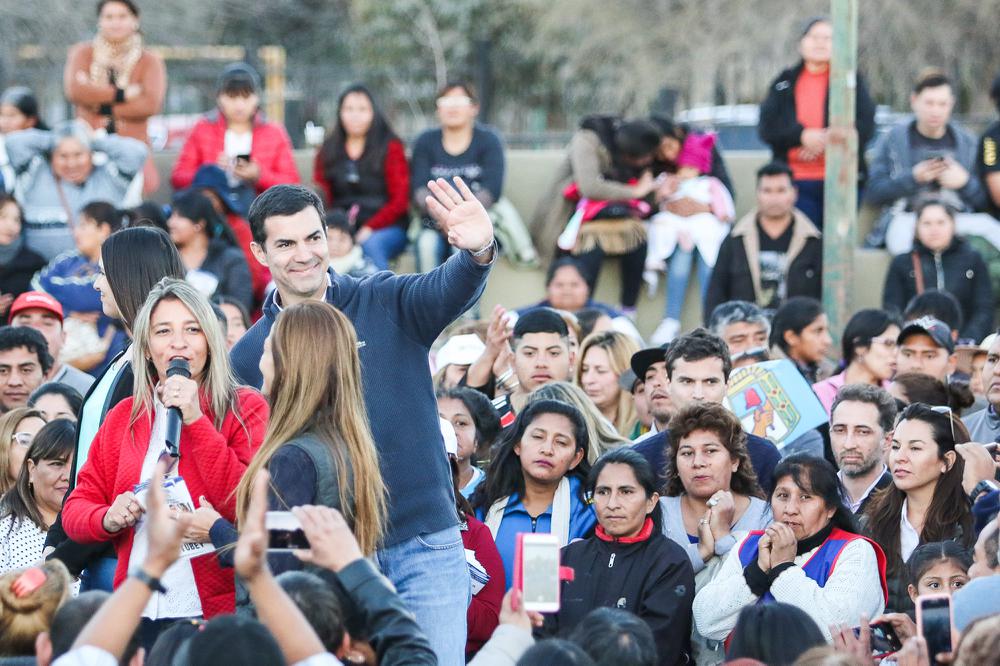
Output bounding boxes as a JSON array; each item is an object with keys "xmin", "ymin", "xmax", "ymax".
[{"xmin": 415, "ymin": 526, "xmax": 463, "ymax": 551}]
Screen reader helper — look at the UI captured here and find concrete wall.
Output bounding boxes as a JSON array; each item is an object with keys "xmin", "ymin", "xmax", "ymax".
[{"xmin": 151, "ymin": 149, "xmax": 890, "ymax": 339}]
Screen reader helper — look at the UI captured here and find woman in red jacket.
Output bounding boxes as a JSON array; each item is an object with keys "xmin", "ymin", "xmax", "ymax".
[
  {"xmin": 171, "ymin": 63, "xmax": 299, "ymax": 217},
  {"xmin": 314, "ymin": 84, "xmax": 410, "ymax": 270},
  {"xmin": 61, "ymin": 278, "xmax": 268, "ymax": 643}
]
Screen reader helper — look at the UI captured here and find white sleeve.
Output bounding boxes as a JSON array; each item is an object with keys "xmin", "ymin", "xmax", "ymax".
[
  {"xmin": 769, "ymin": 539, "xmax": 886, "ymax": 641},
  {"xmin": 692, "ymin": 535, "xmax": 759, "ymax": 641},
  {"xmin": 53, "ymin": 646, "xmax": 120, "ymax": 666}
]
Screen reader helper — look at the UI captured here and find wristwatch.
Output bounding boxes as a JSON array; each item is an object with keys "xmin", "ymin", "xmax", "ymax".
[
  {"xmin": 132, "ymin": 568, "xmax": 167, "ymax": 594},
  {"xmin": 969, "ymin": 479, "xmax": 999, "ymax": 504}
]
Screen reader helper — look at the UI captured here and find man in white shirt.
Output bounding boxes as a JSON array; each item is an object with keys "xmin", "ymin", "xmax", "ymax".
[{"xmin": 829, "ymin": 383, "xmax": 896, "ymax": 514}]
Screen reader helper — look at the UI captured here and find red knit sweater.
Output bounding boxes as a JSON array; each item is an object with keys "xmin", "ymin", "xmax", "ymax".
[{"xmin": 62, "ymin": 388, "xmax": 269, "ymax": 618}]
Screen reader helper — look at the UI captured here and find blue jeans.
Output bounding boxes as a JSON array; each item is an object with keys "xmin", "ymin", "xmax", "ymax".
[
  {"xmin": 794, "ymin": 179, "xmax": 825, "ymax": 230},
  {"xmin": 665, "ymin": 247, "xmax": 712, "ymax": 320},
  {"xmin": 376, "ymin": 526, "xmax": 470, "ymax": 666},
  {"xmin": 79, "ymin": 556, "xmax": 118, "ymax": 592},
  {"xmin": 361, "ymin": 225, "xmax": 408, "ymax": 270}
]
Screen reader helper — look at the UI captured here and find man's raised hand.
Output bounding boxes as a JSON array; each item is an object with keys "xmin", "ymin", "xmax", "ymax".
[{"xmin": 425, "ymin": 177, "xmax": 495, "ymax": 258}]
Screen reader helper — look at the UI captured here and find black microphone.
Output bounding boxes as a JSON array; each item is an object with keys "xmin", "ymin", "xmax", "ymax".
[{"xmin": 164, "ymin": 358, "xmax": 191, "ymax": 458}]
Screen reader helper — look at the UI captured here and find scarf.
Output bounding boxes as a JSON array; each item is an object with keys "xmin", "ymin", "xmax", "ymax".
[
  {"xmin": 329, "ymin": 246, "xmax": 365, "ymax": 276},
  {"xmin": 0, "ymin": 234, "xmax": 24, "ymax": 266},
  {"xmin": 90, "ymin": 33, "xmax": 143, "ymax": 87},
  {"xmin": 484, "ymin": 476, "xmax": 573, "ymax": 545}
]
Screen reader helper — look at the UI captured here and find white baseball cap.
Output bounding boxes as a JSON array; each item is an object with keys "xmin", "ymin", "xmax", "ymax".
[{"xmin": 435, "ymin": 334, "xmax": 486, "ymax": 372}]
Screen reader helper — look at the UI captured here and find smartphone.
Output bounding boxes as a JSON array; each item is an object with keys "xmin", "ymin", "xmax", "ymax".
[
  {"xmin": 925, "ymin": 149, "xmax": 950, "ymax": 162},
  {"xmin": 235, "ymin": 153, "xmax": 251, "ymax": 163},
  {"xmin": 916, "ymin": 593, "xmax": 954, "ymax": 664},
  {"xmin": 514, "ymin": 533, "xmax": 561, "ymax": 613},
  {"xmin": 984, "ymin": 441, "xmax": 998, "ymax": 454},
  {"xmin": 852, "ymin": 621, "xmax": 903, "ymax": 657},
  {"xmin": 265, "ymin": 511, "xmax": 309, "ymax": 551}
]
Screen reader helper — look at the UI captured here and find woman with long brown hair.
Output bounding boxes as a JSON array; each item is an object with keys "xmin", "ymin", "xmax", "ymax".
[
  {"xmin": 191, "ymin": 301, "xmax": 386, "ymax": 572},
  {"xmin": 862, "ymin": 402, "xmax": 974, "ymax": 615}
]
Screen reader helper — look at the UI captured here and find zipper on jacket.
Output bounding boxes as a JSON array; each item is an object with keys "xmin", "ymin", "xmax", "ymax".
[
  {"xmin": 934, "ymin": 252, "xmax": 944, "ymax": 291},
  {"xmin": 608, "ymin": 553, "xmax": 615, "ymax": 568}
]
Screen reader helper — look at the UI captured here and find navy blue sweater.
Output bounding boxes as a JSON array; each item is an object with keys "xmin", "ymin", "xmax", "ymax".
[
  {"xmin": 633, "ymin": 430, "xmax": 781, "ymax": 497},
  {"xmin": 230, "ymin": 252, "xmax": 491, "ymax": 545}
]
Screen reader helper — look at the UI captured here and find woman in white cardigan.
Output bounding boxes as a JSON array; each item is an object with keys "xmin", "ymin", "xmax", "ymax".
[{"xmin": 693, "ymin": 454, "xmax": 887, "ymax": 643}]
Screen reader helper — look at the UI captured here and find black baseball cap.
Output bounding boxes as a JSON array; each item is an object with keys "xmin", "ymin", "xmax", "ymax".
[
  {"xmin": 897, "ymin": 316, "xmax": 955, "ymax": 354},
  {"xmin": 630, "ymin": 343, "xmax": 671, "ymax": 380}
]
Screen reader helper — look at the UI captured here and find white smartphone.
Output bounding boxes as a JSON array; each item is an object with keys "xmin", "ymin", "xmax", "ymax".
[{"xmin": 515, "ymin": 533, "xmax": 561, "ymax": 613}]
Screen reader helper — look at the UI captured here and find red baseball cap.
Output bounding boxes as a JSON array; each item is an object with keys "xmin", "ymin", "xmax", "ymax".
[{"xmin": 8, "ymin": 291, "xmax": 64, "ymax": 323}]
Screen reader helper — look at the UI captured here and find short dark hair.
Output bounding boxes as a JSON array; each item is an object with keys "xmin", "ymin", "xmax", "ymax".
[
  {"xmin": 0, "ymin": 326, "xmax": 52, "ymax": 375},
  {"xmin": 79, "ymin": 200, "xmax": 123, "ymax": 233},
  {"xmin": 841, "ymin": 308, "xmax": 901, "ymax": 365},
  {"xmin": 146, "ymin": 620, "xmax": 201, "ymax": 666},
  {"xmin": 217, "ymin": 62, "xmax": 261, "ymax": 97},
  {"xmin": 569, "ymin": 608, "xmax": 657, "ymax": 666},
  {"xmin": 756, "ymin": 161, "xmax": 794, "ymax": 183},
  {"xmin": 614, "ymin": 120, "xmax": 662, "ymax": 160},
  {"xmin": 213, "ymin": 295, "xmax": 251, "ymax": 331},
  {"xmin": 727, "ymin": 602, "xmax": 826, "ymax": 665},
  {"xmin": 545, "ymin": 257, "xmax": 589, "ymax": 289},
  {"xmin": 276, "ymin": 571, "xmax": 345, "ymax": 653},
  {"xmin": 913, "ymin": 70, "xmax": 952, "ymax": 95},
  {"xmin": 28, "ymin": 382, "xmax": 84, "ymax": 418},
  {"xmin": 664, "ymin": 328, "xmax": 732, "ymax": 381},
  {"xmin": 96, "ymin": 0, "xmax": 138, "ymax": 16},
  {"xmin": 830, "ymin": 384, "xmax": 898, "ymax": 434},
  {"xmin": 324, "ymin": 209, "xmax": 354, "ymax": 237},
  {"xmin": 517, "ymin": 639, "xmax": 596, "ymax": 666},
  {"xmin": 248, "ymin": 184, "xmax": 325, "ymax": 245},
  {"xmin": 513, "ymin": 307, "xmax": 569, "ymax": 345},
  {"xmin": 903, "ymin": 290, "xmax": 963, "ymax": 334},
  {"xmin": 49, "ymin": 591, "xmax": 111, "ymax": 659},
  {"xmin": 437, "ymin": 80, "xmax": 478, "ymax": 103},
  {"xmin": 769, "ymin": 297, "xmax": 825, "ymax": 353}
]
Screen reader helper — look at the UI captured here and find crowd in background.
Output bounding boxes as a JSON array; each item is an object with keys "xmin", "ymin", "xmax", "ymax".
[{"xmin": 1, "ymin": 3, "xmax": 1000, "ymax": 666}]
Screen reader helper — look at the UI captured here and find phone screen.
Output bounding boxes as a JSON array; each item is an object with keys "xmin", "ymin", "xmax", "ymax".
[
  {"xmin": 265, "ymin": 511, "xmax": 309, "ymax": 551},
  {"xmin": 521, "ymin": 539, "xmax": 559, "ymax": 609},
  {"xmin": 854, "ymin": 622, "xmax": 903, "ymax": 655},
  {"xmin": 919, "ymin": 596, "xmax": 952, "ymax": 662}
]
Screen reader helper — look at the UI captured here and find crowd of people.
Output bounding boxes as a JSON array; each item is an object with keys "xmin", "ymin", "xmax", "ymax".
[{"xmin": 2, "ymin": 3, "xmax": 1000, "ymax": 666}]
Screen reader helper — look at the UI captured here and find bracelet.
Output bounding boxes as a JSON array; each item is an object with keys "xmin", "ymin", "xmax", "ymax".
[
  {"xmin": 469, "ymin": 239, "xmax": 495, "ymax": 258},
  {"xmin": 114, "ymin": 87, "xmax": 126, "ymax": 104},
  {"xmin": 496, "ymin": 368, "xmax": 514, "ymax": 385}
]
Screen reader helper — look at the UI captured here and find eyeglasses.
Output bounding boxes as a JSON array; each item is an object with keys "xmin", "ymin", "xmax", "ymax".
[
  {"xmin": 12, "ymin": 432, "xmax": 34, "ymax": 447},
  {"xmin": 436, "ymin": 95, "xmax": 473, "ymax": 109},
  {"xmin": 869, "ymin": 336, "xmax": 898, "ymax": 350}
]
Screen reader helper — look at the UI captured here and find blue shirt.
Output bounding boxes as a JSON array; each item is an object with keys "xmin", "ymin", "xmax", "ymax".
[{"xmin": 476, "ymin": 475, "xmax": 596, "ymax": 590}]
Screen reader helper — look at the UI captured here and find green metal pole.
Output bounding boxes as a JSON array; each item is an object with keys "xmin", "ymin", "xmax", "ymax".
[{"xmin": 822, "ymin": 0, "xmax": 859, "ymax": 357}]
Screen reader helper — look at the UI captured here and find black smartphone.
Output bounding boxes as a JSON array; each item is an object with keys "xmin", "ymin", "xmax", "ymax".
[
  {"xmin": 917, "ymin": 594, "xmax": 953, "ymax": 665},
  {"xmin": 236, "ymin": 153, "xmax": 251, "ymax": 163},
  {"xmin": 853, "ymin": 621, "xmax": 903, "ymax": 656},
  {"xmin": 265, "ymin": 511, "xmax": 309, "ymax": 551}
]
